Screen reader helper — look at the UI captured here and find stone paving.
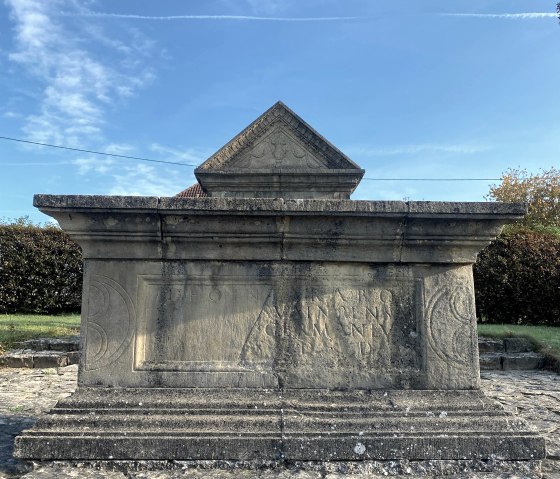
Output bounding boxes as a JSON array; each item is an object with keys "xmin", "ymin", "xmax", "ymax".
[{"xmin": 0, "ymin": 366, "xmax": 558, "ymax": 479}]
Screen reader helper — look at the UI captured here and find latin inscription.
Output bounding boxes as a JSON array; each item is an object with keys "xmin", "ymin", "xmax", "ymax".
[{"xmin": 135, "ymin": 275, "xmax": 420, "ymax": 376}]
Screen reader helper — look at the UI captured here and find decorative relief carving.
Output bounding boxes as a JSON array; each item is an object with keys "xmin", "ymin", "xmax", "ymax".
[
  {"xmin": 197, "ymin": 103, "xmax": 355, "ymax": 171},
  {"xmin": 135, "ymin": 274, "xmax": 419, "ymax": 377},
  {"xmin": 232, "ymin": 127, "xmax": 324, "ymax": 169},
  {"xmin": 425, "ymin": 283, "xmax": 476, "ymax": 369},
  {"xmin": 85, "ymin": 275, "xmax": 135, "ymax": 371},
  {"xmin": 286, "ymin": 286, "xmax": 402, "ymax": 370}
]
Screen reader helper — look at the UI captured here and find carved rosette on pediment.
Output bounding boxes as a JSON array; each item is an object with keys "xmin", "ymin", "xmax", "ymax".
[
  {"xmin": 230, "ymin": 125, "xmax": 326, "ymax": 170},
  {"xmin": 194, "ymin": 101, "xmax": 365, "ymax": 199}
]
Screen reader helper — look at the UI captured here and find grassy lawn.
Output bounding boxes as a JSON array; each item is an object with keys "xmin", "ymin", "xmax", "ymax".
[
  {"xmin": 478, "ymin": 323, "xmax": 560, "ymax": 359},
  {"xmin": 0, "ymin": 313, "xmax": 80, "ymax": 354}
]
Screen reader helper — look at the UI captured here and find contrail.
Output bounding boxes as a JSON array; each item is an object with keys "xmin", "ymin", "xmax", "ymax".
[
  {"xmin": 439, "ymin": 12, "xmax": 557, "ymax": 19},
  {"xmin": 61, "ymin": 12, "xmax": 367, "ymax": 22}
]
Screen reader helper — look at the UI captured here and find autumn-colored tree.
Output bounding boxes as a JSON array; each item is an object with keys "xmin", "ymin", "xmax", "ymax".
[{"xmin": 487, "ymin": 167, "xmax": 560, "ymax": 229}]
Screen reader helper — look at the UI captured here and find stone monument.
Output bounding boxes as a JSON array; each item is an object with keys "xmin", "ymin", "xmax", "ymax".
[{"xmin": 16, "ymin": 102, "xmax": 544, "ymax": 469}]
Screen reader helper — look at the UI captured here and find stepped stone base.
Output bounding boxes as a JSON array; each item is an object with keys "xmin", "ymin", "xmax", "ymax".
[{"xmin": 15, "ymin": 388, "xmax": 545, "ymax": 462}]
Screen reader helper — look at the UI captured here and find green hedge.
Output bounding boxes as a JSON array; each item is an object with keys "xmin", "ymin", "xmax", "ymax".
[
  {"xmin": 0, "ymin": 221, "xmax": 82, "ymax": 313},
  {"xmin": 474, "ymin": 229, "xmax": 560, "ymax": 326}
]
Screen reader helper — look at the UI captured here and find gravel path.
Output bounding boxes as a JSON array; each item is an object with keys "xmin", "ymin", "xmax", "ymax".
[{"xmin": 0, "ymin": 366, "xmax": 558, "ymax": 479}]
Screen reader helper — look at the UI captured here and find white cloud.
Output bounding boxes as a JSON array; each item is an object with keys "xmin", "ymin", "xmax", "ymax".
[
  {"xmin": 149, "ymin": 143, "xmax": 208, "ymax": 166},
  {"xmin": 345, "ymin": 143, "xmax": 492, "ymax": 157},
  {"xmin": 440, "ymin": 12, "xmax": 557, "ymax": 19},
  {"xmin": 2, "ymin": 110, "xmax": 21, "ymax": 118},
  {"xmin": 5, "ymin": 0, "xmax": 155, "ymax": 147},
  {"xmin": 108, "ymin": 163, "xmax": 190, "ymax": 197},
  {"xmin": 61, "ymin": 11, "xmax": 365, "ymax": 22},
  {"xmin": 73, "ymin": 157, "xmax": 115, "ymax": 175}
]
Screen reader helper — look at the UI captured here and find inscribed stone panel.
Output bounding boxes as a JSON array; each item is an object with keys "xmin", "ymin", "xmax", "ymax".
[{"xmin": 135, "ymin": 275, "xmax": 275, "ymax": 372}]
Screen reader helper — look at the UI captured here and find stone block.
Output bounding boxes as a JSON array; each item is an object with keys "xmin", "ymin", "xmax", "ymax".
[
  {"xmin": 17, "ymin": 102, "xmax": 540, "ymax": 465},
  {"xmin": 32, "ymin": 352, "xmax": 69, "ymax": 368},
  {"xmin": 502, "ymin": 353, "xmax": 546, "ymax": 370},
  {"xmin": 504, "ymin": 337, "xmax": 534, "ymax": 353},
  {"xmin": 479, "ymin": 353, "xmax": 503, "ymax": 370},
  {"xmin": 14, "ymin": 388, "xmax": 545, "ymax": 462},
  {"xmin": 67, "ymin": 351, "xmax": 81, "ymax": 365},
  {"xmin": 0, "ymin": 351, "xmax": 34, "ymax": 368},
  {"xmin": 478, "ymin": 337, "xmax": 505, "ymax": 353}
]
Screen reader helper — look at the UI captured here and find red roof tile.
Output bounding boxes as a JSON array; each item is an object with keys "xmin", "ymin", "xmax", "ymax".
[{"xmin": 175, "ymin": 183, "xmax": 208, "ymax": 198}]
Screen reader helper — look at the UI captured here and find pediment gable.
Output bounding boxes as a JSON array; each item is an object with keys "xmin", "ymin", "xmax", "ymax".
[
  {"xmin": 196, "ymin": 102, "xmax": 361, "ymax": 172},
  {"xmin": 195, "ymin": 102, "xmax": 364, "ymax": 199}
]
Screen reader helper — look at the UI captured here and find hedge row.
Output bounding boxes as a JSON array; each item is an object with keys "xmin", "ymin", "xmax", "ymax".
[
  {"xmin": 0, "ymin": 222, "xmax": 82, "ymax": 313},
  {"xmin": 474, "ymin": 228, "xmax": 560, "ymax": 326}
]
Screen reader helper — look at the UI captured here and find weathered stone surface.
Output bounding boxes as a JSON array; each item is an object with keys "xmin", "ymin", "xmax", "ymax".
[
  {"xmin": 19, "ymin": 104, "xmax": 537, "ymax": 465},
  {"xmin": 502, "ymin": 353, "xmax": 547, "ymax": 371},
  {"xmin": 194, "ymin": 102, "xmax": 364, "ymax": 199},
  {"xmin": 480, "ymin": 353, "xmax": 503, "ymax": 371},
  {"xmin": 14, "ymin": 387, "xmax": 544, "ymax": 462},
  {"xmin": 3, "ymin": 366, "xmax": 558, "ymax": 478},
  {"xmin": 0, "ymin": 351, "xmax": 70, "ymax": 369},
  {"xmin": 478, "ymin": 338, "xmax": 505, "ymax": 353},
  {"xmin": 504, "ymin": 338, "xmax": 534, "ymax": 353}
]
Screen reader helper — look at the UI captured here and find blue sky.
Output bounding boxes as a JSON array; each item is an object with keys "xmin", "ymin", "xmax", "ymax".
[{"xmin": 1, "ymin": 0, "xmax": 559, "ymax": 224}]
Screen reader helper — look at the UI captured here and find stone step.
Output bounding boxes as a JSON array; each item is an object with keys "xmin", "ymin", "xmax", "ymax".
[
  {"xmin": 14, "ymin": 336, "xmax": 80, "ymax": 352},
  {"xmin": 480, "ymin": 352, "xmax": 547, "ymax": 371},
  {"xmin": 0, "ymin": 349, "xmax": 80, "ymax": 368},
  {"xmin": 478, "ymin": 336, "xmax": 535, "ymax": 354}
]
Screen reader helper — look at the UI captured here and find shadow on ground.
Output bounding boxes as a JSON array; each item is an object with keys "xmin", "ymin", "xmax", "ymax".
[{"xmin": 0, "ymin": 414, "xmax": 35, "ymax": 478}]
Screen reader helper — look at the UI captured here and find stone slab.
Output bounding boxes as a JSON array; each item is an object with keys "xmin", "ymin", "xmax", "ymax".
[
  {"xmin": 479, "ymin": 353, "xmax": 503, "ymax": 371},
  {"xmin": 502, "ymin": 353, "xmax": 547, "ymax": 371},
  {"xmin": 14, "ymin": 388, "xmax": 544, "ymax": 462},
  {"xmin": 3, "ymin": 366, "xmax": 557, "ymax": 477},
  {"xmin": 478, "ymin": 338, "xmax": 505, "ymax": 353},
  {"xmin": 73, "ymin": 261, "xmax": 481, "ymax": 390},
  {"xmin": 504, "ymin": 338, "xmax": 534, "ymax": 353},
  {"xmin": 0, "ymin": 351, "xmax": 70, "ymax": 369}
]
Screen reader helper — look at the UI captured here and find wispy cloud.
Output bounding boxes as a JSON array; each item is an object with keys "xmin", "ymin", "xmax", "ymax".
[
  {"xmin": 440, "ymin": 12, "xmax": 557, "ymax": 19},
  {"xmin": 346, "ymin": 143, "xmax": 492, "ymax": 157},
  {"xmin": 61, "ymin": 11, "xmax": 366, "ymax": 22},
  {"xmin": 73, "ymin": 157, "xmax": 115, "ymax": 175},
  {"xmin": 5, "ymin": 0, "xmax": 155, "ymax": 147},
  {"xmin": 149, "ymin": 143, "xmax": 208, "ymax": 166},
  {"xmin": 108, "ymin": 163, "xmax": 189, "ymax": 197}
]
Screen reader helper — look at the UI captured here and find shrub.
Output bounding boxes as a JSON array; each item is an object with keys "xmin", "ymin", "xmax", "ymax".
[
  {"xmin": 0, "ymin": 218, "xmax": 82, "ymax": 313},
  {"xmin": 474, "ymin": 229, "xmax": 560, "ymax": 326}
]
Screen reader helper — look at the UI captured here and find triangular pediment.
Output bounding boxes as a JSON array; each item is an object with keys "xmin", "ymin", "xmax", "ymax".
[
  {"xmin": 196, "ymin": 102, "xmax": 361, "ymax": 171},
  {"xmin": 194, "ymin": 102, "xmax": 364, "ymax": 199}
]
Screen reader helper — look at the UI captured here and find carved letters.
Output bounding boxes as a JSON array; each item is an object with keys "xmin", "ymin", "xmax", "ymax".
[
  {"xmin": 135, "ymin": 274, "xmax": 419, "ymax": 375},
  {"xmin": 287, "ymin": 287, "xmax": 398, "ymax": 369}
]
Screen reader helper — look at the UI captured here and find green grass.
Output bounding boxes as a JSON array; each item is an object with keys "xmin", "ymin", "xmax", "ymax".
[
  {"xmin": 0, "ymin": 313, "xmax": 80, "ymax": 353},
  {"xmin": 478, "ymin": 323, "xmax": 560, "ymax": 359}
]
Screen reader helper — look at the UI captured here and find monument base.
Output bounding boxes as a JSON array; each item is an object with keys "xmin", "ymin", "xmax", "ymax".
[{"xmin": 15, "ymin": 388, "xmax": 544, "ymax": 462}]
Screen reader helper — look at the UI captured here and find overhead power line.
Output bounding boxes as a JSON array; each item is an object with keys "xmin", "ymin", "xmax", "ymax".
[
  {"xmin": 0, "ymin": 135, "xmax": 198, "ymax": 167},
  {"xmin": 0, "ymin": 135, "xmax": 501, "ymax": 181},
  {"xmin": 361, "ymin": 177, "xmax": 500, "ymax": 181}
]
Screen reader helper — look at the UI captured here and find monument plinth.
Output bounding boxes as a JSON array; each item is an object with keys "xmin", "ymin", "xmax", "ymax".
[{"xmin": 16, "ymin": 102, "xmax": 544, "ymax": 467}]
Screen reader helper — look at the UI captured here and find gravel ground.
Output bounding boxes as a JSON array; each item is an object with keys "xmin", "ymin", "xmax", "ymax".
[{"xmin": 0, "ymin": 366, "xmax": 558, "ymax": 479}]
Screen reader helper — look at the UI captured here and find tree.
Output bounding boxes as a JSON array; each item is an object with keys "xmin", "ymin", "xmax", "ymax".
[{"xmin": 487, "ymin": 167, "xmax": 560, "ymax": 229}]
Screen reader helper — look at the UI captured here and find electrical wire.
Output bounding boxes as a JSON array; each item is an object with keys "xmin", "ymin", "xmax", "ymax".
[
  {"xmin": 0, "ymin": 135, "xmax": 501, "ymax": 181},
  {"xmin": 0, "ymin": 135, "xmax": 198, "ymax": 167}
]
